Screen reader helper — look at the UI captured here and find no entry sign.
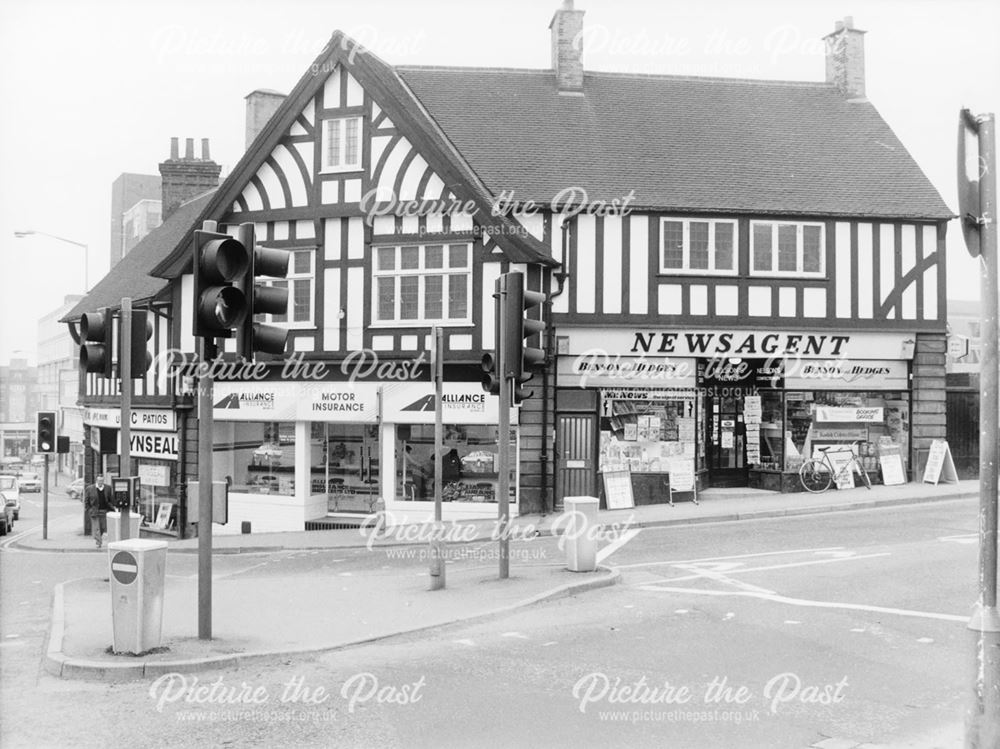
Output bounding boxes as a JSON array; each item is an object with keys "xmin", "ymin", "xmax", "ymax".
[{"xmin": 111, "ymin": 551, "xmax": 138, "ymax": 585}]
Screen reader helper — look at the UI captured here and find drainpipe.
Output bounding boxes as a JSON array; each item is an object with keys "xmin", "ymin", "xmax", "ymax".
[{"xmin": 541, "ymin": 217, "xmax": 571, "ymax": 514}]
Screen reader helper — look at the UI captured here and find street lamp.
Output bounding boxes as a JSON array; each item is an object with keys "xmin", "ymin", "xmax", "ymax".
[{"xmin": 13, "ymin": 230, "xmax": 89, "ymax": 292}]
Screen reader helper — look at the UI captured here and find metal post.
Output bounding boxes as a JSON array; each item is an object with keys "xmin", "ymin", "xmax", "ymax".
[
  {"xmin": 198, "ymin": 336, "xmax": 215, "ymax": 639},
  {"xmin": 497, "ymin": 274, "xmax": 510, "ymax": 580},
  {"xmin": 429, "ymin": 327, "xmax": 446, "ymax": 590},
  {"xmin": 966, "ymin": 112, "xmax": 1000, "ymax": 749},
  {"xmin": 42, "ymin": 454, "xmax": 49, "ymax": 540},
  {"xmin": 119, "ymin": 298, "xmax": 132, "ymax": 541}
]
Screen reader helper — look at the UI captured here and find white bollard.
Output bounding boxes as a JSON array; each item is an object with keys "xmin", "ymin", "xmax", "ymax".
[
  {"xmin": 106, "ymin": 511, "xmax": 141, "ymax": 543},
  {"xmin": 108, "ymin": 539, "xmax": 168, "ymax": 654},
  {"xmin": 563, "ymin": 496, "xmax": 599, "ymax": 572}
]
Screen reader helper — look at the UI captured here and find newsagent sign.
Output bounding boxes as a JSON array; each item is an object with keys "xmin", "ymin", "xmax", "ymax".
[{"xmin": 564, "ymin": 329, "xmax": 916, "ymax": 360}]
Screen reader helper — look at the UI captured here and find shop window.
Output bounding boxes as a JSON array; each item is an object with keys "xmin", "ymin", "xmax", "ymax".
[
  {"xmin": 373, "ymin": 243, "xmax": 472, "ymax": 326},
  {"xmin": 599, "ymin": 391, "xmax": 697, "ymax": 473},
  {"xmin": 395, "ymin": 424, "xmax": 516, "ymax": 504},
  {"xmin": 784, "ymin": 391, "xmax": 909, "ymax": 474},
  {"xmin": 746, "ymin": 391, "xmax": 784, "ymax": 471},
  {"xmin": 309, "ymin": 423, "xmax": 380, "ymax": 513},
  {"xmin": 659, "ymin": 218, "xmax": 737, "ymax": 274},
  {"xmin": 213, "ymin": 421, "xmax": 297, "ymax": 495},
  {"xmin": 137, "ymin": 459, "xmax": 179, "ymax": 529},
  {"xmin": 750, "ymin": 221, "xmax": 825, "ymax": 277}
]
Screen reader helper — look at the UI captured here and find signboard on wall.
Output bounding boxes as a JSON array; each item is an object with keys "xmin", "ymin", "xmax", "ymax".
[
  {"xmin": 84, "ymin": 407, "xmax": 176, "ymax": 432},
  {"xmin": 784, "ymin": 360, "xmax": 909, "ymax": 391},
  {"xmin": 558, "ymin": 354, "xmax": 697, "ymax": 388},
  {"xmin": 382, "ymin": 382, "xmax": 508, "ymax": 425},
  {"xmin": 815, "ymin": 407, "xmax": 885, "ymax": 423},
  {"xmin": 117, "ymin": 431, "xmax": 179, "ymax": 461},
  {"xmin": 212, "ymin": 381, "xmax": 379, "ymax": 422}
]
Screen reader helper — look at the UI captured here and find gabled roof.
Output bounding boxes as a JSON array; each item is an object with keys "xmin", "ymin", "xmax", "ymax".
[
  {"xmin": 61, "ymin": 192, "xmax": 214, "ymax": 322},
  {"xmin": 152, "ymin": 32, "xmax": 558, "ymax": 280},
  {"xmin": 397, "ymin": 67, "xmax": 953, "ymax": 221}
]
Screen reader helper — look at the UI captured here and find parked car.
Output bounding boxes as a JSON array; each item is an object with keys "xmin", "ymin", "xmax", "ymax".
[
  {"xmin": 0, "ymin": 476, "xmax": 19, "ymax": 520},
  {"xmin": 67, "ymin": 477, "xmax": 85, "ymax": 500},
  {"xmin": 0, "ymin": 492, "xmax": 14, "ymax": 534},
  {"xmin": 17, "ymin": 472, "xmax": 41, "ymax": 493}
]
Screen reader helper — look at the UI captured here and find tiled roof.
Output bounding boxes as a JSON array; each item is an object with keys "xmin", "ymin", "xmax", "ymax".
[
  {"xmin": 62, "ymin": 192, "xmax": 214, "ymax": 322},
  {"xmin": 397, "ymin": 67, "xmax": 953, "ymax": 220}
]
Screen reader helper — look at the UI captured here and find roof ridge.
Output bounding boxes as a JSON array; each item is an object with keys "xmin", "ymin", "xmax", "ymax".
[{"xmin": 396, "ymin": 64, "xmax": 834, "ymax": 88}]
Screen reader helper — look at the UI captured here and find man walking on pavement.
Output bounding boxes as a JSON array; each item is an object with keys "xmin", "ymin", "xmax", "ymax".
[{"xmin": 85, "ymin": 474, "xmax": 112, "ymax": 548}]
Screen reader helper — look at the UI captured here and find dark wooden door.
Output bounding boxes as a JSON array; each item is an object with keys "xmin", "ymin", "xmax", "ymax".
[{"xmin": 556, "ymin": 414, "xmax": 597, "ymax": 508}]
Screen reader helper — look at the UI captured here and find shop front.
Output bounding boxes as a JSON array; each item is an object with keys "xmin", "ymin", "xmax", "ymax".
[
  {"xmin": 210, "ymin": 377, "xmax": 517, "ymax": 534},
  {"xmin": 556, "ymin": 328, "xmax": 918, "ymax": 501},
  {"xmin": 83, "ymin": 407, "xmax": 182, "ymax": 531}
]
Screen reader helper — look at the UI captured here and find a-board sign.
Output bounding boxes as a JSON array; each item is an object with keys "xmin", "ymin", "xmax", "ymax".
[
  {"xmin": 668, "ymin": 458, "xmax": 695, "ymax": 492},
  {"xmin": 602, "ymin": 470, "xmax": 635, "ymax": 510},
  {"xmin": 111, "ymin": 551, "xmax": 138, "ymax": 585},
  {"xmin": 878, "ymin": 445, "xmax": 906, "ymax": 486},
  {"xmin": 154, "ymin": 503, "xmax": 173, "ymax": 530},
  {"xmin": 923, "ymin": 439, "xmax": 959, "ymax": 485}
]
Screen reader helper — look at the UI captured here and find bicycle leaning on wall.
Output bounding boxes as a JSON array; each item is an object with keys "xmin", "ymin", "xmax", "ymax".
[{"xmin": 798, "ymin": 441, "xmax": 873, "ymax": 493}]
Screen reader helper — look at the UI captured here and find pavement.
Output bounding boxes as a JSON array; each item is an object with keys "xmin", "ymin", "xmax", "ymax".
[{"xmin": 14, "ymin": 478, "xmax": 982, "ymax": 682}]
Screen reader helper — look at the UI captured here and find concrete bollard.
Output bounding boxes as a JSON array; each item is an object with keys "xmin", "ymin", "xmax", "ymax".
[
  {"xmin": 106, "ymin": 511, "xmax": 141, "ymax": 542},
  {"xmin": 563, "ymin": 496, "xmax": 599, "ymax": 572}
]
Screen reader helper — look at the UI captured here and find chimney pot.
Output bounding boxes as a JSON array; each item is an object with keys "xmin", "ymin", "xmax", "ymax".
[
  {"xmin": 185, "ymin": 138, "xmax": 194, "ymax": 159},
  {"xmin": 201, "ymin": 138, "xmax": 210, "ymax": 160},
  {"xmin": 170, "ymin": 137, "xmax": 179, "ymax": 160},
  {"xmin": 159, "ymin": 138, "xmax": 222, "ymax": 218}
]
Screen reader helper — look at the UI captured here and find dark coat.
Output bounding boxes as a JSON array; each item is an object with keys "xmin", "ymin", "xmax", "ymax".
[{"xmin": 85, "ymin": 483, "xmax": 112, "ymax": 518}]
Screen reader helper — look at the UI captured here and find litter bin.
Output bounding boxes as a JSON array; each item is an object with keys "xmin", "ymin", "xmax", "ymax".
[
  {"xmin": 107, "ymin": 511, "xmax": 141, "ymax": 542},
  {"xmin": 108, "ymin": 539, "xmax": 167, "ymax": 654},
  {"xmin": 563, "ymin": 496, "xmax": 599, "ymax": 572}
]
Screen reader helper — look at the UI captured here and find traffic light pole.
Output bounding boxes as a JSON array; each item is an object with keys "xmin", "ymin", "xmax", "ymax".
[
  {"xmin": 429, "ymin": 327, "xmax": 446, "ymax": 590},
  {"xmin": 496, "ymin": 274, "xmax": 510, "ymax": 580},
  {"xmin": 966, "ymin": 111, "xmax": 1000, "ymax": 749},
  {"xmin": 42, "ymin": 454, "xmax": 49, "ymax": 540},
  {"xmin": 119, "ymin": 298, "xmax": 132, "ymax": 541},
  {"xmin": 198, "ymin": 336, "xmax": 215, "ymax": 639}
]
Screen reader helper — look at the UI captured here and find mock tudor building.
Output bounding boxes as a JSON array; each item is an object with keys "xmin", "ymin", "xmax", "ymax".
[{"xmin": 65, "ymin": 3, "xmax": 952, "ymax": 536}]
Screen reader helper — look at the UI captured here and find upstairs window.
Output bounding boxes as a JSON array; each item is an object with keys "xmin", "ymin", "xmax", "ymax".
[
  {"xmin": 751, "ymin": 221, "xmax": 825, "ymax": 277},
  {"xmin": 265, "ymin": 248, "xmax": 315, "ymax": 327},
  {"xmin": 373, "ymin": 243, "xmax": 471, "ymax": 325},
  {"xmin": 660, "ymin": 218, "xmax": 737, "ymax": 274},
  {"xmin": 322, "ymin": 116, "xmax": 362, "ymax": 172}
]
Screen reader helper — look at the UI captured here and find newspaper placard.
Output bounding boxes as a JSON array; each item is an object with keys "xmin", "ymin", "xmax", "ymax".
[
  {"xmin": 878, "ymin": 445, "xmax": 906, "ymax": 486},
  {"xmin": 154, "ymin": 503, "xmax": 173, "ymax": 529},
  {"xmin": 602, "ymin": 470, "xmax": 635, "ymax": 510},
  {"xmin": 922, "ymin": 439, "xmax": 959, "ymax": 485}
]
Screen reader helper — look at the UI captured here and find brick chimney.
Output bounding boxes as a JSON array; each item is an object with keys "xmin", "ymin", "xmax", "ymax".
[
  {"xmin": 823, "ymin": 16, "xmax": 866, "ymax": 99},
  {"xmin": 549, "ymin": 0, "xmax": 585, "ymax": 94},
  {"xmin": 245, "ymin": 89, "xmax": 286, "ymax": 150},
  {"xmin": 158, "ymin": 137, "xmax": 222, "ymax": 218}
]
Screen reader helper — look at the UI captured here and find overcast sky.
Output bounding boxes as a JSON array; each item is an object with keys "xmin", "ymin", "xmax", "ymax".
[{"xmin": 1, "ymin": 0, "xmax": 997, "ymax": 365}]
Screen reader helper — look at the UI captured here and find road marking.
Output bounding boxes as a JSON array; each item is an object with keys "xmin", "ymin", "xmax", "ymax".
[
  {"xmin": 813, "ymin": 550, "xmax": 859, "ymax": 558},
  {"xmin": 454, "ymin": 639, "xmax": 476, "ymax": 646},
  {"xmin": 660, "ymin": 553, "xmax": 891, "ymax": 583},
  {"xmin": 615, "ymin": 546, "xmax": 847, "ymax": 570},
  {"xmin": 542, "ymin": 641, "xmax": 558, "ymax": 647},
  {"xmin": 501, "ymin": 632, "xmax": 529, "ymax": 639},
  {"xmin": 672, "ymin": 563, "xmax": 776, "ymax": 595},
  {"xmin": 596, "ymin": 528, "xmax": 642, "ymax": 564},
  {"xmin": 636, "ymin": 584, "xmax": 968, "ymax": 623},
  {"xmin": 939, "ymin": 534, "xmax": 977, "ymax": 545},
  {"xmin": 917, "ymin": 637, "xmax": 935, "ymax": 643}
]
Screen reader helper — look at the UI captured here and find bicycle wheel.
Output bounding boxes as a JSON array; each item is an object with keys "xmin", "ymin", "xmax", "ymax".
[
  {"xmin": 799, "ymin": 459, "xmax": 832, "ymax": 493},
  {"xmin": 856, "ymin": 462, "xmax": 872, "ymax": 490}
]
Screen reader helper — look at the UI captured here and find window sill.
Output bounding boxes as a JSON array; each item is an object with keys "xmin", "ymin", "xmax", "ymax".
[
  {"xmin": 320, "ymin": 166, "xmax": 363, "ymax": 175},
  {"xmin": 368, "ymin": 321, "xmax": 474, "ymax": 330},
  {"xmin": 657, "ymin": 269, "xmax": 739, "ymax": 277},
  {"xmin": 748, "ymin": 272, "xmax": 827, "ymax": 280}
]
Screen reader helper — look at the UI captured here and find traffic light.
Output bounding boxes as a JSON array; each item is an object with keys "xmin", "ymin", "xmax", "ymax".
[
  {"xmin": 503, "ymin": 272, "xmax": 547, "ymax": 403},
  {"xmin": 36, "ymin": 411, "xmax": 57, "ymax": 454},
  {"xmin": 193, "ymin": 228, "xmax": 249, "ymax": 339},
  {"xmin": 481, "ymin": 351, "xmax": 501, "ymax": 395},
  {"xmin": 79, "ymin": 307, "xmax": 114, "ymax": 378},
  {"xmin": 235, "ymin": 223, "xmax": 290, "ymax": 360},
  {"xmin": 122, "ymin": 309, "xmax": 153, "ymax": 377}
]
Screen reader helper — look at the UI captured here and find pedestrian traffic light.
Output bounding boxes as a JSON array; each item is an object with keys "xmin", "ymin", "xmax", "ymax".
[
  {"xmin": 503, "ymin": 271, "xmax": 547, "ymax": 403},
  {"xmin": 122, "ymin": 309, "xmax": 153, "ymax": 377},
  {"xmin": 481, "ymin": 351, "xmax": 502, "ymax": 395},
  {"xmin": 79, "ymin": 307, "xmax": 114, "ymax": 378},
  {"xmin": 193, "ymin": 228, "xmax": 249, "ymax": 339},
  {"xmin": 234, "ymin": 223, "xmax": 290, "ymax": 360},
  {"xmin": 36, "ymin": 410, "xmax": 57, "ymax": 454}
]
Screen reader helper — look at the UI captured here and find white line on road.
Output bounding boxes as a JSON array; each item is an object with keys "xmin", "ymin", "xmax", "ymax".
[
  {"xmin": 672, "ymin": 563, "xmax": 776, "ymax": 595},
  {"xmin": 596, "ymin": 528, "xmax": 642, "ymax": 564},
  {"xmin": 636, "ymin": 584, "xmax": 968, "ymax": 623},
  {"xmin": 660, "ymin": 552, "xmax": 892, "ymax": 582},
  {"xmin": 615, "ymin": 546, "xmax": 846, "ymax": 570}
]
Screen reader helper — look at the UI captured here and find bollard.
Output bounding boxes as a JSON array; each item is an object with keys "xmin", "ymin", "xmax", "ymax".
[
  {"xmin": 106, "ymin": 511, "xmax": 141, "ymax": 543},
  {"xmin": 241, "ymin": 521, "xmax": 251, "ymax": 534},
  {"xmin": 563, "ymin": 496, "xmax": 599, "ymax": 572},
  {"xmin": 108, "ymin": 539, "xmax": 168, "ymax": 654}
]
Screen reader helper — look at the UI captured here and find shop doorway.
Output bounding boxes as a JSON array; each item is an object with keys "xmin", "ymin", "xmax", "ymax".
[
  {"xmin": 705, "ymin": 392, "xmax": 748, "ymax": 487},
  {"xmin": 556, "ymin": 414, "xmax": 597, "ymax": 508},
  {"xmin": 316, "ymin": 423, "xmax": 379, "ymax": 514}
]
